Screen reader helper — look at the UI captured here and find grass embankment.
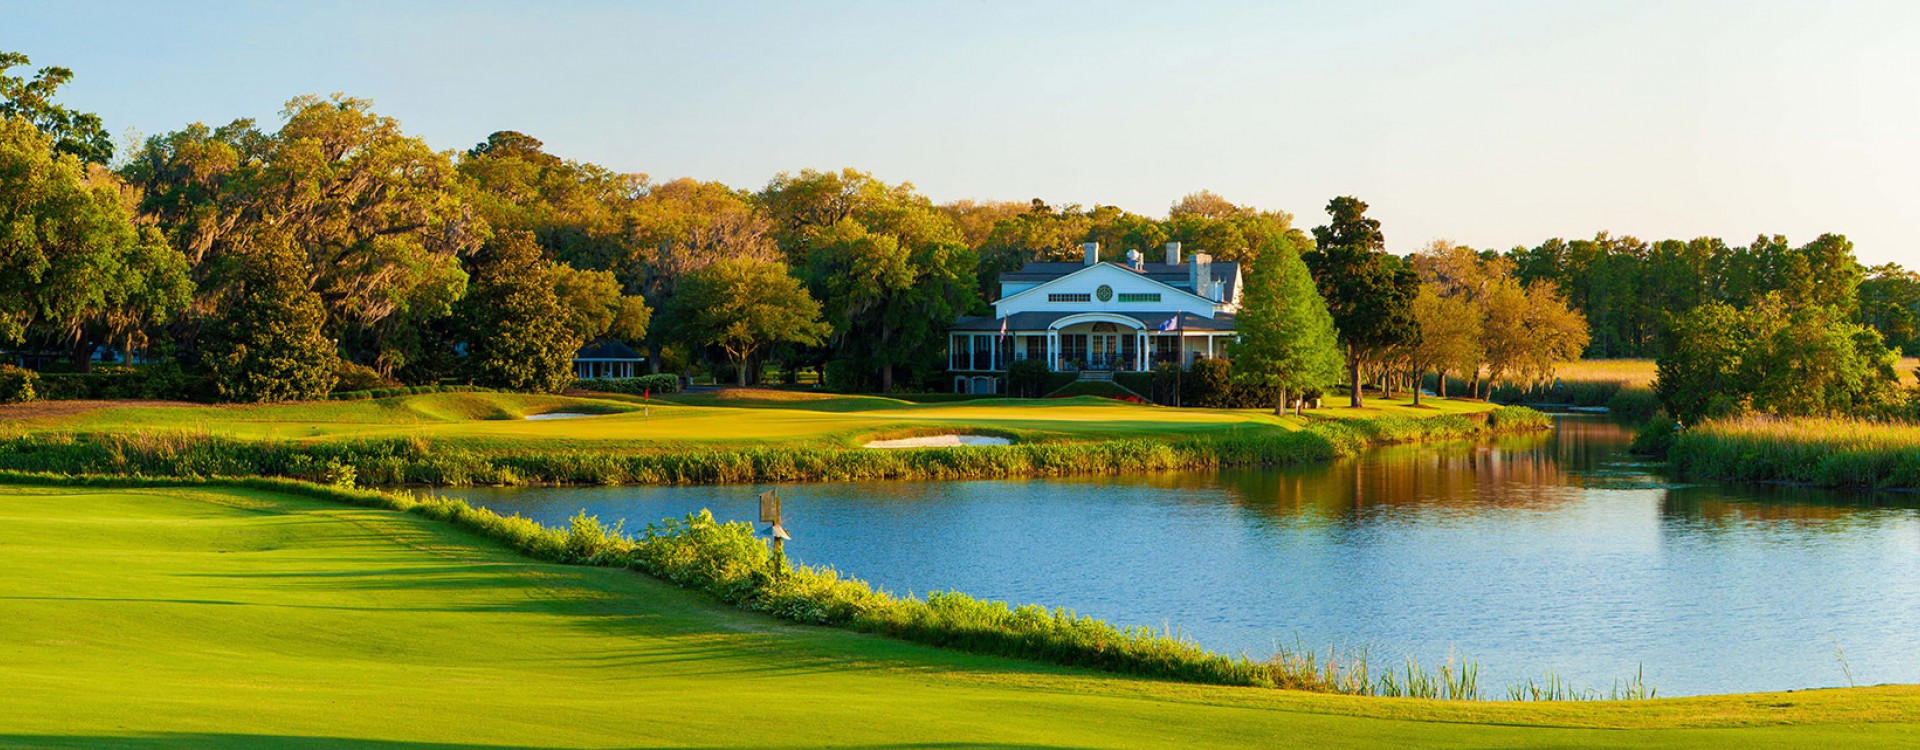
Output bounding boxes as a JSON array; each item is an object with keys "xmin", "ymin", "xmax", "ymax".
[
  {"xmin": 0, "ymin": 391, "xmax": 1542, "ymax": 486},
  {"xmin": 5, "ymin": 479, "xmax": 1918, "ymax": 748},
  {"xmin": 1669, "ymin": 416, "xmax": 1920, "ymax": 490}
]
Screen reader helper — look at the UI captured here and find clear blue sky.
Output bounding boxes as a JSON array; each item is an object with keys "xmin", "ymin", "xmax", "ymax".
[{"xmin": 8, "ymin": 0, "xmax": 1916, "ymax": 265}]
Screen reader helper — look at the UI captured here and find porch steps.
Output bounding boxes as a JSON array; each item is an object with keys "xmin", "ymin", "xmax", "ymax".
[{"xmin": 1077, "ymin": 371, "xmax": 1114, "ymax": 382}]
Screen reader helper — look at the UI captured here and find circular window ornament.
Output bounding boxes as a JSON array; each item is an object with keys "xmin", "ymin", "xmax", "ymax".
[{"xmin": 1095, "ymin": 284, "xmax": 1113, "ymax": 302}]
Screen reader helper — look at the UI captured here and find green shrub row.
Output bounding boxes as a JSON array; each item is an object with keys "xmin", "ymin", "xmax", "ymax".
[
  {"xmin": 327, "ymin": 384, "xmax": 497, "ymax": 401},
  {"xmin": 0, "ymin": 408, "xmax": 1549, "ymax": 487},
  {"xmin": 573, "ymin": 374, "xmax": 682, "ymax": 396},
  {"xmin": 35, "ymin": 365, "xmax": 202, "ymax": 401}
]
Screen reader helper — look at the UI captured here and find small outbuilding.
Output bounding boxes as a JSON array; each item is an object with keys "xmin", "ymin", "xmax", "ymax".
[{"xmin": 573, "ymin": 340, "xmax": 645, "ymax": 379}]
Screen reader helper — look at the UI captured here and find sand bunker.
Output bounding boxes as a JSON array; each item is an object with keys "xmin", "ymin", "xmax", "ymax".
[{"xmin": 863, "ymin": 435, "xmax": 1011, "ymax": 449}]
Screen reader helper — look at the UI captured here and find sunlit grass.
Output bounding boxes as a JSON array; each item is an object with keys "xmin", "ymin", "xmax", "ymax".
[{"xmin": 1671, "ymin": 414, "xmax": 1920, "ymax": 489}]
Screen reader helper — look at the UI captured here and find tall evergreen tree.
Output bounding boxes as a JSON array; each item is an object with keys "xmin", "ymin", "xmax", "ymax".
[
  {"xmin": 1304, "ymin": 196, "xmax": 1420, "ymax": 408},
  {"xmin": 1227, "ymin": 238, "xmax": 1344, "ymax": 416}
]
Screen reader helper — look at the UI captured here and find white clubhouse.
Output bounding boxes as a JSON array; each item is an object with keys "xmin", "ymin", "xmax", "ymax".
[{"xmin": 947, "ymin": 241, "xmax": 1241, "ymax": 394}]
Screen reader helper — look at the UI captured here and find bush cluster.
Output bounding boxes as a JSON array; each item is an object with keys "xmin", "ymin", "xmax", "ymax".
[
  {"xmin": 0, "ymin": 365, "xmax": 39, "ymax": 404},
  {"xmin": 34, "ymin": 364, "xmax": 200, "ymax": 401},
  {"xmin": 328, "ymin": 384, "xmax": 495, "ymax": 401},
  {"xmin": 574, "ymin": 374, "xmax": 682, "ymax": 396}
]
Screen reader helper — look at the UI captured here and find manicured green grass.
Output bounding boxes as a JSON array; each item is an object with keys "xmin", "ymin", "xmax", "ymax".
[
  {"xmin": 3, "ymin": 482, "xmax": 1917, "ymax": 748},
  {"xmin": 2, "ymin": 389, "xmax": 1499, "ymax": 453}
]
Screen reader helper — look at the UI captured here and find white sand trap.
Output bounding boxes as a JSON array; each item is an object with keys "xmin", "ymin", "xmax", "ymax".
[
  {"xmin": 525, "ymin": 412, "xmax": 599, "ymax": 421},
  {"xmin": 863, "ymin": 434, "xmax": 1011, "ymax": 449}
]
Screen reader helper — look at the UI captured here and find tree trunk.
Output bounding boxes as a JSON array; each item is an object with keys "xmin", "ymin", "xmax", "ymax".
[
  {"xmin": 1437, "ymin": 368, "xmax": 1448, "ymax": 398},
  {"xmin": 647, "ymin": 341, "xmax": 662, "ymax": 374},
  {"xmin": 879, "ymin": 323, "xmax": 895, "ymax": 393},
  {"xmin": 735, "ymin": 356, "xmax": 749, "ymax": 387},
  {"xmin": 1348, "ymin": 346, "xmax": 1364, "ymax": 409},
  {"xmin": 1411, "ymin": 368, "xmax": 1422, "ymax": 406},
  {"xmin": 72, "ymin": 337, "xmax": 95, "ymax": 374},
  {"xmin": 1276, "ymin": 386, "xmax": 1288, "ymax": 417},
  {"xmin": 1469, "ymin": 370, "xmax": 1481, "ymax": 401}
]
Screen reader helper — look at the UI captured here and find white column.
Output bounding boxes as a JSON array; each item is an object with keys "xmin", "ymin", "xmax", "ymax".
[{"xmin": 1048, "ymin": 332, "xmax": 1058, "ymax": 371}]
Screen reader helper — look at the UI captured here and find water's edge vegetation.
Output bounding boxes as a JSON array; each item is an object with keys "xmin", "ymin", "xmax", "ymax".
[
  {"xmin": 0, "ymin": 469, "xmax": 1652, "ymax": 701},
  {"xmin": 0, "ymin": 406, "xmax": 1550, "ymax": 487},
  {"xmin": 1664, "ymin": 415, "xmax": 1920, "ymax": 490}
]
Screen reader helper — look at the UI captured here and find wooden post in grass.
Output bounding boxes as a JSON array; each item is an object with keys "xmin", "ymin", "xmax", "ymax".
[{"xmin": 760, "ymin": 488, "xmax": 788, "ymax": 578}]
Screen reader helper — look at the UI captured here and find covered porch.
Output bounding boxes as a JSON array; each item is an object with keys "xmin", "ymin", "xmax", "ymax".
[{"xmin": 947, "ymin": 313, "xmax": 1234, "ymax": 373}]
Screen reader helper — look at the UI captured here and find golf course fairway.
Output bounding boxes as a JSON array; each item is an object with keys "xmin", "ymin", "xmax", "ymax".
[{"xmin": 3, "ymin": 482, "xmax": 1918, "ymax": 749}]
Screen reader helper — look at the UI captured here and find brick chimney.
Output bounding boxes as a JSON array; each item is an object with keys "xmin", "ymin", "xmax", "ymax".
[
  {"xmin": 1189, "ymin": 253, "xmax": 1213, "ymax": 300},
  {"xmin": 1165, "ymin": 241, "xmax": 1182, "ymax": 266},
  {"xmin": 1083, "ymin": 241, "xmax": 1100, "ymax": 266}
]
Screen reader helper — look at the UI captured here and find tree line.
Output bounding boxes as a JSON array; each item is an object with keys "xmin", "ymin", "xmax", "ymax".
[{"xmin": 3, "ymin": 48, "xmax": 1914, "ymax": 409}]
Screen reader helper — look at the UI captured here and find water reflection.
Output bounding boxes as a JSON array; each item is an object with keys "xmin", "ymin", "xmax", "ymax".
[{"xmin": 441, "ymin": 415, "xmax": 1920, "ymax": 697}]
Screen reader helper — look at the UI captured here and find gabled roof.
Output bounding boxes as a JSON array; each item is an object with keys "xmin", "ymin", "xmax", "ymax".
[
  {"xmin": 951, "ymin": 311, "xmax": 1237, "ymax": 332},
  {"xmin": 1002, "ymin": 260, "xmax": 1240, "ymax": 302},
  {"xmin": 574, "ymin": 339, "xmax": 643, "ymax": 361},
  {"xmin": 996, "ymin": 262, "xmax": 1226, "ymax": 310}
]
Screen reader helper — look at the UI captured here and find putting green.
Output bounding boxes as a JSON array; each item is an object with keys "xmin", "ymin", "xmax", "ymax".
[
  {"xmin": 2, "ymin": 483, "xmax": 1916, "ymax": 748},
  {"xmin": 2, "ymin": 390, "xmax": 1495, "ymax": 453}
]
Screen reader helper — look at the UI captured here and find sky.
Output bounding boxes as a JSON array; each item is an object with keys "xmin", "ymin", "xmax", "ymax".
[{"xmin": 7, "ymin": 0, "xmax": 1917, "ymax": 265}]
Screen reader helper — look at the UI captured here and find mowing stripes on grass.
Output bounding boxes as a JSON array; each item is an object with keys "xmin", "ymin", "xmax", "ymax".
[
  {"xmin": 0, "ymin": 469, "xmax": 1648, "ymax": 701},
  {"xmin": 0, "ymin": 407, "xmax": 1550, "ymax": 487}
]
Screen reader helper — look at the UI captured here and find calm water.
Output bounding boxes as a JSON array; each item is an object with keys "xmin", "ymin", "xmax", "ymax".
[{"xmin": 441, "ymin": 416, "xmax": 1920, "ymax": 696}]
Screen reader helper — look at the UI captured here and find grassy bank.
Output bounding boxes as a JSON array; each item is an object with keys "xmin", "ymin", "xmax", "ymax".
[
  {"xmin": 0, "ymin": 405, "xmax": 1547, "ymax": 486},
  {"xmin": 5, "ymin": 478, "xmax": 1917, "ymax": 748},
  {"xmin": 1669, "ymin": 416, "xmax": 1920, "ymax": 490}
]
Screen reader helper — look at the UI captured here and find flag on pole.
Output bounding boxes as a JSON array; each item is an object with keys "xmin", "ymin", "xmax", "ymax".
[{"xmin": 1157, "ymin": 315, "xmax": 1180, "ymax": 332}]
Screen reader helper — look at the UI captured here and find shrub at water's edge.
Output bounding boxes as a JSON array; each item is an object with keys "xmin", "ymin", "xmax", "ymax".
[
  {"xmin": 1668, "ymin": 415, "xmax": 1920, "ymax": 489},
  {"xmin": 0, "ymin": 407, "xmax": 1551, "ymax": 487}
]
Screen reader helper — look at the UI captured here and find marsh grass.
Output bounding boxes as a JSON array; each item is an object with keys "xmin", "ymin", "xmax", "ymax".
[{"xmin": 1670, "ymin": 415, "xmax": 1920, "ymax": 489}]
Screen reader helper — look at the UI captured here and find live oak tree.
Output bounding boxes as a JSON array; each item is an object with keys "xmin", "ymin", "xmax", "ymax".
[
  {"xmin": 0, "ymin": 50, "xmax": 113, "ymax": 164},
  {"xmin": 459, "ymin": 231, "xmax": 582, "ymax": 393},
  {"xmin": 1227, "ymin": 237, "xmax": 1343, "ymax": 416},
  {"xmin": 764, "ymin": 169, "xmax": 977, "ymax": 391},
  {"xmin": 122, "ymin": 95, "xmax": 480, "ymax": 374},
  {"xmin": 664, "ymin": 257, "xmax": 830, "ymax": 387},
  {"xmin": 200, "ymin": 232, "xmax": 338, "ymax": 402},
  {"xmin": 0, "ymin": 117, "xmax": 191, "ymax": 369},
  {"xmin": 1303, "ymin": 196, "xmax": 1420, "ymax": 408}
]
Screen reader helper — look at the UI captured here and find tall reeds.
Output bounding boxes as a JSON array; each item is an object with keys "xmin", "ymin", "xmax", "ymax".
[{"xmin": 1669, "ymin": 415, "xmax": 1920, "ymax": 489}]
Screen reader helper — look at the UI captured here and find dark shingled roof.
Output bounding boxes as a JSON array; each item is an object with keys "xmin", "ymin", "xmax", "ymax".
[
  {"xmin": 574, "ymin": 339, "xmax": 644, "ymax": 360},
  {"xmin": 1001, "ymin": 261, "xmax": 1240, "ymax": 302},
  {"xmin": 951, "ymin": 311, "xmax": 1236, "ymax": 332}
]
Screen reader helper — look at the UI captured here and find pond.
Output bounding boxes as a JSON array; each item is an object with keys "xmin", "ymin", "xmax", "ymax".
[{"xmin": 439, "ymin": 416, "xmax": 1920, "ymax": 697}]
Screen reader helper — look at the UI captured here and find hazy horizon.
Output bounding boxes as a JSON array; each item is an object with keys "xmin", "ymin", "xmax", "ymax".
[{"xmin": 9, "ymin": 0, "xmax": 1916, "ymax": 264}]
